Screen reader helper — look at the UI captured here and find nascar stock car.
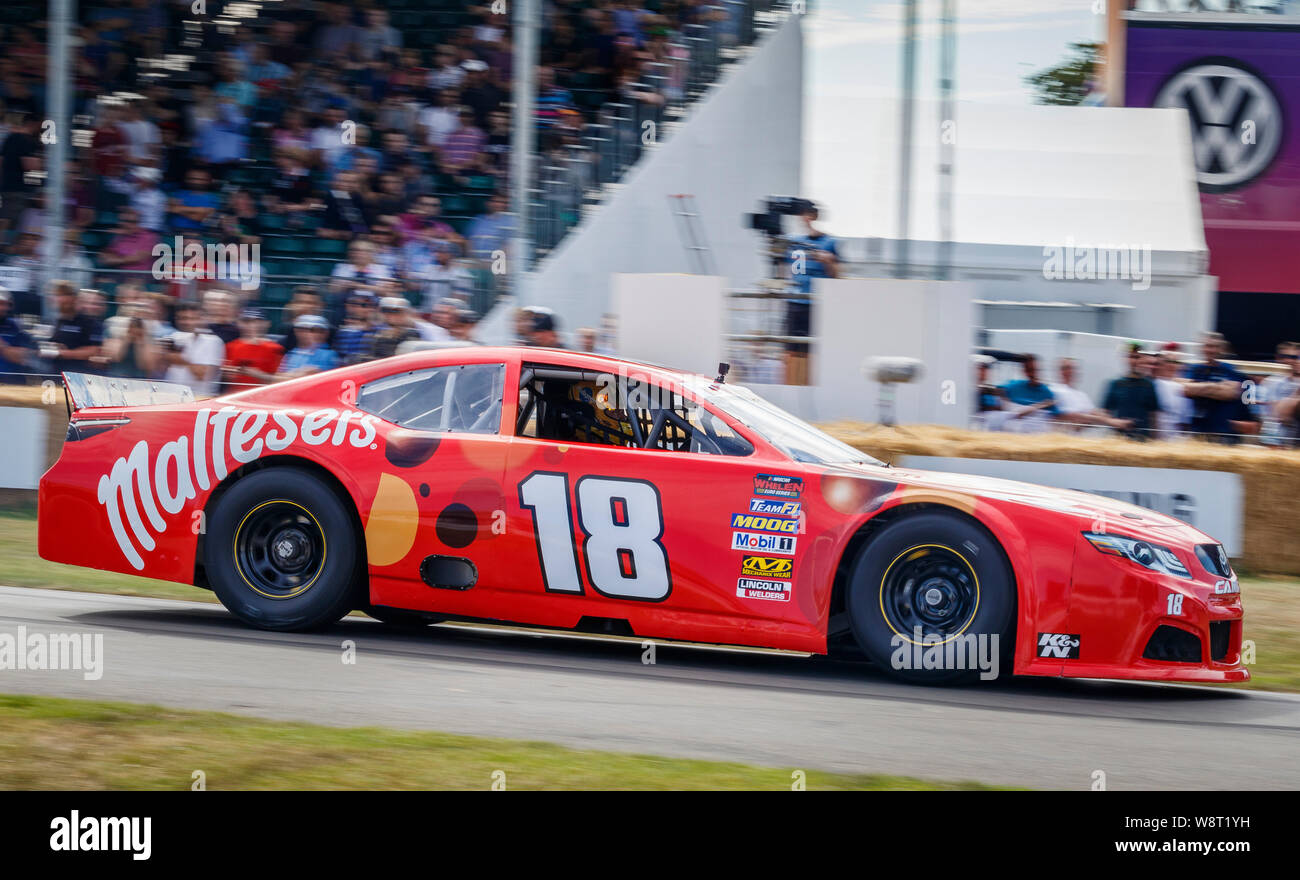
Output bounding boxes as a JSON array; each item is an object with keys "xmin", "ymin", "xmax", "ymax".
[{"xmin": 38, "ymin": 347, "xmax": 1246, "ymax": 684}]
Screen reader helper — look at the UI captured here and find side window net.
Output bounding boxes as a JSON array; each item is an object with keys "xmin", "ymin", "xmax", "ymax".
[
  {"xmin": 516, "ymin": 366, "xmax": 752, "ymax": 456},
  {"xmin": 357, "ymin": 363, "xmax": 505, "ymax": 433}
]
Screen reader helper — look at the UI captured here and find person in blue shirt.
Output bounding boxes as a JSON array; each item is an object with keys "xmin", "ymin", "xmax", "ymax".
[
  {"xmin": 782, "ymin": 203, "xmax": 838, "ymax": 383},
  {"xmin": 785, "ymin": 203, "xmax": 839, "ymax": 300},
  {"xmin": 466, "ymin": 194, "xmax": 516, "ymax": 260},
  {"xmin": 277, "ymin": 315, "xmax": 340, "ymax": 380},
  {"xmin": 0, "ymin": 287, "xmax": 34, "ymax": 383},
  {"xmin": 333, "ymin": 292, "xmax": 380, "ymax": 365},
  {"xmin": 1182, "ymin": 331, "xmax": 1246, "ymax": 443},
  {"xmin": 1001, "ymin": 354, "xmax": 1059, "ymax": 424},
  {"xmin": 168, "ymin": 168, "xmax": 220, "ymax": 233}
]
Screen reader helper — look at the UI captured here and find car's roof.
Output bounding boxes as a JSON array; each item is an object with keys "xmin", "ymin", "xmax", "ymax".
[{"xmin": 220, "ymin": 346, "xmax": 706, "ymax": 406}]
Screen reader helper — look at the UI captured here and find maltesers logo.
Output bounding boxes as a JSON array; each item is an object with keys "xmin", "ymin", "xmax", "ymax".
[{"xmin": 96, "ymin": 407, "xmax": 377, "ymax": 570}]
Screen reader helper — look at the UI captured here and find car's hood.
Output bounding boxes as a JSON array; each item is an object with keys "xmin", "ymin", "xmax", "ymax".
[{"xmin": 821, "ymin": 461, "xmax": 1211, "ymax": 544}]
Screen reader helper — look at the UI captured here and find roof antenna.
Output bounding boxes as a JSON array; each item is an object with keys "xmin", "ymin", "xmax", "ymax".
[{"xmin": 715, "ymin": 362, "xmax": 730, "ymax": 383}]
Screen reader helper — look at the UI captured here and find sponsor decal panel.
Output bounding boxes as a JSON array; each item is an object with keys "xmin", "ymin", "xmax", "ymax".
[
  {"xmin": 748, "ymin": 498, "xmax": 801, "ymax": 516},
  {"xmin": 753, "ymin": 473, "xmax": 802, "ymax": 499},
  {"xmin": 731, "ymin": 531, "xmax": 796, "ymax": 555},
  {"xmin": 736, "ymin": 577, "xmax": 791, "ymax": 602},
  {"xmin": 741, "ymin": 555, "xmax": 793, "ymax": 580},
  {"xmin": 728, "ymin": 512, "xmax": 798, "ymax": 534},
  {"xmin": 1214, "ymin": 578, "xmax": 1240, "ymax": 595},
  {"xmin": 1037, "ymin": 632, "xmax": 1081, "ymax": 659},
  {"xmin": 96, "ymin": 407, "xmax": 378, "ymax": 571}
]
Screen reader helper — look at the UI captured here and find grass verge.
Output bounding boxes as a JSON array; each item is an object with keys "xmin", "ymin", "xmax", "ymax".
[
  {"xmin": 0, "ymin": 506, "xmax": 211, "ymax": 602},
  {"xmin": 0, "ymin": 693, "xmax": 1006, "ymax": 790}
]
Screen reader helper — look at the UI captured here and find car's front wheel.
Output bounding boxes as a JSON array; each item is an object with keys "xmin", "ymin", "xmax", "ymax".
[
  {"xmin": 846, "ymin": 510, "xmax": 1016, "ymax": 684},
  {"xmin": 205, "ymin": 468, "xmax": 361, "ymax": 632}
]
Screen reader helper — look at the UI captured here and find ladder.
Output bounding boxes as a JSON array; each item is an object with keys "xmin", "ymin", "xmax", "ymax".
[{"xmin": 667, "ymin": 194, "xmax": 716, "ymax": 276}]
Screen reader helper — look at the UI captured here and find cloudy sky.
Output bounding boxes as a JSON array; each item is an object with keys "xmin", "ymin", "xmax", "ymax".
[{"xmin": 803, "ymin": 0, "xmax": 1104, "ymax": 237}]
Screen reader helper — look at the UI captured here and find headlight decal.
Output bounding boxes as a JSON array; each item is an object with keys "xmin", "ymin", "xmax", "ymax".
[{"xmin": 1083, "ymin": 532, "xmax": 1192, "ymax": 579}]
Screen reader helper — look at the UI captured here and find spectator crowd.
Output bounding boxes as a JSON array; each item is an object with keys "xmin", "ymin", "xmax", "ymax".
[
  {"xmin": 0, "ymin": 0, "xmax": 738, "ymax": 391},
  {"xmin": 975, "ymin": 333, "xmax": 1300, "ymax": 447}
]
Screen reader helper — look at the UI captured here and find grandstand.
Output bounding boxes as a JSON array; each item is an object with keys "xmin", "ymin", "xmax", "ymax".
[{"xmin": 0, "ymin": 0, "xmax": 789, "ymax": 338}]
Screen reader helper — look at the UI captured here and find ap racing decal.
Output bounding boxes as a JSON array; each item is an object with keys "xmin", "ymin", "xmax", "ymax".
[
  {"xmin": 1037, "ymin": 633, "xmax": 1081, "ymax": 659},
  {"xmin": 736, "ymin": 578, "xmax": 791, "ymax": 602},
  {"xmin": 753, "ymin": 473, "xmax": 802, "ymax": 499},
  {"xmin": 741, "ymin": 555, "xmax": 793, "ymax": 580}
]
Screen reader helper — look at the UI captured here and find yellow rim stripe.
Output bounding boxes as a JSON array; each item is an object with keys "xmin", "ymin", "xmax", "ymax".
[
  {"xmin": 879, "ymin": 543, "xmax": 981, "ymax": 646},
  {"xmin": 233, "ymin": 499, "xmax": 327, "ymax": 600}
]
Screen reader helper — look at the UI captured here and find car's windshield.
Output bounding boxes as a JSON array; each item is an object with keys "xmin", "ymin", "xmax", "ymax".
[{"xmin": 686, "ymin": 378, "xmax": 886, "ymax": 467}]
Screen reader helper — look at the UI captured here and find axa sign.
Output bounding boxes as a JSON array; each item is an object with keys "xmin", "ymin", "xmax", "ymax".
[{"xmin": 1154, "ymin": 60, "xmax": 1283, "ymax": 192}]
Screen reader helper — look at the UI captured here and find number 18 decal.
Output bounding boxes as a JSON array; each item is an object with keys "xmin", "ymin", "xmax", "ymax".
[{"xmin": 519, "ymin": 472, "xmax": 671, "ymax": 601}]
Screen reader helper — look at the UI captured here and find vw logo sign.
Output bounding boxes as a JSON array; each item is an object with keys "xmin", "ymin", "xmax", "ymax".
[{"xmin": 1154, "ymin": 61, "xmax": 1283, "ymax": 193}]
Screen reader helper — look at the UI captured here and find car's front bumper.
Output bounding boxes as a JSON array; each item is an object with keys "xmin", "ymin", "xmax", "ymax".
[{"xmin": 1018, "ymin": 532, "xmax": 1248, "ymax": 684}]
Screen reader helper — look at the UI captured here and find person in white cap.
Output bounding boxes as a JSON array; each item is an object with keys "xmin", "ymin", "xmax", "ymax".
[
  {"xmin": 369, "ymin": 296, "xmax": 423, "ymax": 359},
  {"xmin": 276, "ymin": 314, "xmax": 340, "ymax": 380}
]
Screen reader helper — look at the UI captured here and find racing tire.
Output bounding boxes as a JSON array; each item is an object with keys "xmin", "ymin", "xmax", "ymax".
[
  {"xmin": 846, "ymin": 510, "xmax": 1016, "ymax": 684},
  {"xmin": 364, "ymin": 606, "xmax": 444, "ymax": 627},
  {"xmin": 205, "ymin": 468, "xmax": 362, "ymax": 632}
]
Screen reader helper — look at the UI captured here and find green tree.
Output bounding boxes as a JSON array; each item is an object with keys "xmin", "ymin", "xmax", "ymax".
[{"xmin": 1024, "ymin": 41, "xmax": 1103, "ymax": 106}]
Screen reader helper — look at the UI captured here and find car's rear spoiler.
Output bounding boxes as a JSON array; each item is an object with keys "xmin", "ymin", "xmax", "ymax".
[{"xmin": 62, "ymin": 372, "xmax": 196, "ymax": 414}]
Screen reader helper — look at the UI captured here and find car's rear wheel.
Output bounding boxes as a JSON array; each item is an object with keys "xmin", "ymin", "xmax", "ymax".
[
  {"xmin": 846, "ymin": 510, "xmax": 1015, "ymax": 684},
  {"xmin": 205, "ymin": 468, "xmax": 361, "ymax": 632}
]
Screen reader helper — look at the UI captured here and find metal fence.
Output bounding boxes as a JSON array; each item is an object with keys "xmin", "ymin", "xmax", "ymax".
[{"xmin": 528, "ymin": 1, "xmax": 798, "ymax": 261}]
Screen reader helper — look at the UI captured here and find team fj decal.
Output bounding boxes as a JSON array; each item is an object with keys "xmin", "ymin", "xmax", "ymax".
[
  {"xmin": 729, "ymin": 512, "xmax": 798, "ymax": 535},
  {"xmin": 741, "ymin": 555, "xmax": 793, "ymax": 580},
  {"xmin": 1037, "ymin": 632, "xmax": 1081, "ymax": 659},
  {"xmin": 97, "ymin": 407, "xmax": 378, "ymax": 570},
  {"xmin": 736, "ymin": 577, "xmax": 791, "ymax": 602},
  {"xmin": 731, "ymin": 531, "xmax": 796, "ymax": 555},
  {"xmin": 753, "ymin": 473, "xmax": 802, "ymax": 499},
  {"xmin": 748, "ymin": 497, "xmax": 800, "ymax": 517}
]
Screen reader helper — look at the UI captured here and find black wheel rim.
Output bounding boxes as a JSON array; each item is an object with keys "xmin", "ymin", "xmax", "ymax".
[
  {"xmin": 879, "ymin": 544, "xmax": 979, "ymax": 644},
  {"xmin": 233, "ymin": 500, "xmax": 326, "ymax": 600}
]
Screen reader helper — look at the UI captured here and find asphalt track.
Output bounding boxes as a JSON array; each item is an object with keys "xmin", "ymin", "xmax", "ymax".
[{"xmin": 1, "ymin": 585, "xmax": 1297, "ymax": 789}]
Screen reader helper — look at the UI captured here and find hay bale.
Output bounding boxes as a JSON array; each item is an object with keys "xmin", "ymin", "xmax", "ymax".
[{"xmin": 822, "ymin": 422, "xmax": 1300, "ymax": 576}]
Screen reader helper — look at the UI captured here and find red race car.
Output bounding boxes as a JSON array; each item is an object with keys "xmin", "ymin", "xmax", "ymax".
[{"xmin": 38, "ymin": 347, "xmax": 1246, "ymax": 684}]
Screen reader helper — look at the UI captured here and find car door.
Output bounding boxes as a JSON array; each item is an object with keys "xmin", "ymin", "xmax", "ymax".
[
  {"xmin": 354, "ymin": 361, "xmax": 516, "ymax": 612},
  {"xmin": 489, "ymin": 363, "xmax": 808, "ymax": 646}
]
